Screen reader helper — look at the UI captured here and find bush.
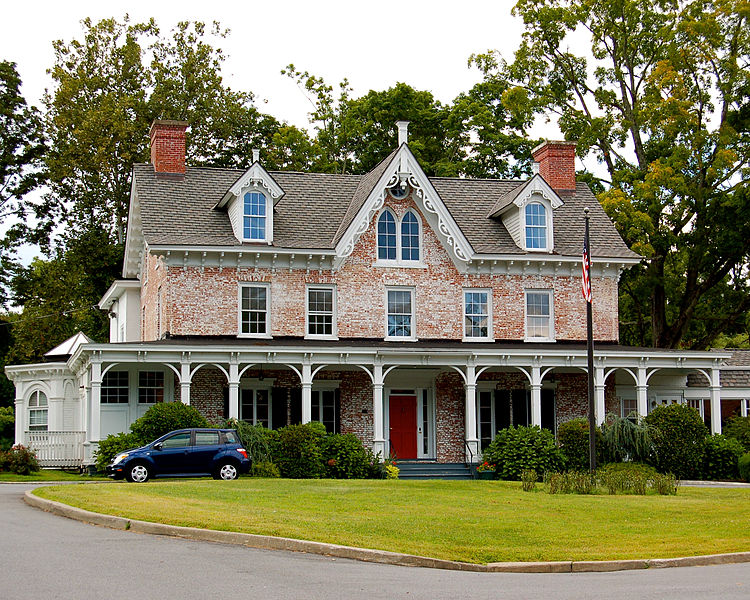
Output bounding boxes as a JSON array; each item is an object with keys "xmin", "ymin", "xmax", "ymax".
[
  {"xmin": 596, "ymin": 463, "xmax": 657, "ymax": 495},
  {"xmin": 556, "ymin": 418, "xmax": 608, "ymax": 470},
  {"xmin": 94, "ymin": 432, "xmax": 142, "ymax": 472},
  {"xmin": 601, "ymin": 414, "xmax": 653, "ymax": 463},
  {"xmin": 482, "ymin": 426, "xmax": 564, "ymax": 481},
  {"xmin": 652, "ymin": 473, "xmax": 679, "ymax": 495},
  {"xmin": 129, "ymin": 402, "xmax": 209, "ymax": 443},
  {"xmin": 320, "ymin": 433, "xmax": 374, "ymax": 479},
  {"xmin": 270, "ymin": 423, "xmax": 326, "ymax": 479},
  {"xmin": 0, "ymin": 406, "xmax": 14, "ymax": 451},
  {"xmin": 520, "ymin": 469, "xmax": 538, "ymax": 491},
  {"xmin": 723, "ymin": 416, "xmax": 750, "ymax": 452},
  {"xmin": 739, "ymin": 453, "xmax": 750, "ymax": 482},
  {"xmin": 251, "ymin": 461, "xmax": 280, "ymax": 478},
  {"xmin": 229, "ymin": 419, "xmax": 276, "ymax": 463},
  {"xmin": 385, "ymin": 464, "xmax": 400, "ymax": 479},
  {"xmin": 3, "ymin": 445, "xmax": 40, "ymax": 475},
  {"xmin": 701, "ymin": 434, "xmax": 744, "ymax": 480},
  {"xmin": 644, "ymin": 404, "xmax": 708, "ymax": 479}
]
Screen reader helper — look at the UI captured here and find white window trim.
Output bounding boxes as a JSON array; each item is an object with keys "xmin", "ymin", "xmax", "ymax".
[
  {"xmin": 239, "ymin": 380, "xmax": 275, "ymax": 427},
  {"xmin": 522, "ymin": 198, "xmax": 554, "ymax": 253},
  {"xmin": 238, "ymin": 282, "xmax": 272, "ymax": 339},
  {"xmin": 27, "ymin": 389, "xmax": 48, "ymax": 432},
  {"xmin": 240, "ymin": 184, "xmax": 274, "ymax": 245},
  {"xmin": 524, "ymin": 289, "xmax": 555, "ymax": 342},
  {"xmin": 375, "ymin": 208, "xmax": 426, "ymax": 268},
  {"xmin": 384, "ymin": 286, "xmax": 417, "ymax": 341},
  {"xmin": 305, "ymin": 284, "xmax": 338, "ymax": 340},
  {"xmin": 463, "ymin": 288, "xmax": 494, "ymax": 342}
]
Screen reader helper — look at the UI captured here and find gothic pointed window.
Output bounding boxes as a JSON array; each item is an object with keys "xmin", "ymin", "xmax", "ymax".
[
  {"xmin": 377, "ymin": 210, "xmax": 397, "ymax": 260},
  {"xmin": 401, "ymin": 211, "xmax": 420, "ymax": 261}
]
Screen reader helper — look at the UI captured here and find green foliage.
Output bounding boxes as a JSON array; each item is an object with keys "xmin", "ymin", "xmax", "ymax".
[
  {"xmin": 652, "ymin": 473, "xmax": 679, "ymax": 496},
  {"xmin": 482, "ymin": 425, "xmax": 565, "ymax": 481},
  {"xmin": 129, "ymin": 402, "xmax": 209, "ymax": 444},
  {"xmin": 0, "ymin": 405, "xmax": 14, "ymax": 450},
  {"xmin": 94, "ymin": 432, "xmax": 141, "ymax": 472},
  {"xmin": 250, "ymin": 461, "xmax": 280, "ymax": 478},
  {"xmin": 723, "ymin": 416, "xmax": 750, "ymax": 452},
  {"xmin": 320, "ymin": 433, "xmax": 375, "ymax": 479},
  {"xmin": 520, "ymin": 469, "xmax": 538, "ymax": 492},
  {"xmin": 384, "ymin": 464, "xmax": 399, "ymax": 480},
  {"xmin": 738, "ymin": 453, "xmax": 750, "ymax": 482},
  {"xmin": 269, "ymin": 423, "xmax": 326, "ymax": 479},
  {"xmin": 556, "ymin": 418, "xmax": 608, "ymax": 470},
  {"xmin": 701, "ymin": 435, "xmax": 744, "ymax": 481},
  {"xmin": 600, "ymin": 414, "xmax": 653, "ymax": 463},
  {"xmin": 544, "ymin": 471, "xmax": 596, "ymax": 494},
  {"xmin": 229, "ymin": 419, "xmax": 276, "ymax": 463},
  {"xmin": 596, "ymin": 463, "xmax": 655, "ymax": 495},
  {"xmin": 644, "ymin": 404, "xmax": 708, "ymax": 478},
  {"xmin": 0, "ymin": 444, "xmax": 40, "ymax": 474}
]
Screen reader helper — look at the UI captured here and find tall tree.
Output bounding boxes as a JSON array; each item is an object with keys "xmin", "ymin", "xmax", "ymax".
[
  {"xmin": 484, "ymin": 0, "xmax": 750, "ymax": 348},
  {"xmin": 0, "ymin": 60, "xmax": 45, "ymax": 306}
]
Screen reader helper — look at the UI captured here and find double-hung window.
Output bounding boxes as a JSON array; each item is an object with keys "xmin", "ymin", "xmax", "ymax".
[
  {"xmin": 239, "ymin": 284, "xmax": 270, "ymax": 337},
  {"xmin": 386, "ymin": 288, "xmax": 415, "ymax": 340},
  {"xmin": 243, "ymin": 191, "xmax": 267, "ymax": 241},
  {"xmin": 525, "ymin": 202, "xmax": 547, "ymax": 250},
  {"xmin": 138, "ymin": 372, "xmax": 165, "ymax": 404},
  {"xmin": 311, "ymin": 389, "xmax": 340, "ymax": 433},
  {"xmin": 306, "ymin": 286, "xmax": 336, "ymax": 338},
  {"xmin": 28, "ymin": 390, "xmax": 48, "ymax": 431},
  {"xmin": 525, "ymin": 290, "xmax": 554, "ymax": 340},
  {"xmin": 463, "ymin": 289, "xmax": 492, "ymax": 340},
  {"xmin": 241, "ymin": 388, "xmax": 270, "ymax": 427}
]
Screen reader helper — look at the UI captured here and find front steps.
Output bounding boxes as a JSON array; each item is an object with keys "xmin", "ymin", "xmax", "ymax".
[{"xmin": 396, "ymin": 461, "xmax": 474, "ymax": 480}]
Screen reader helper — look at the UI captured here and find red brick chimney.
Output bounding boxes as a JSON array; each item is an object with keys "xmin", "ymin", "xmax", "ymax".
[
  {"xmin": 150, "ymin": 120, "xmax": 188, "ymax": 174},
  {"xmin": 531, "ymin": 140, "xmax": 577, "ymax": 193}
]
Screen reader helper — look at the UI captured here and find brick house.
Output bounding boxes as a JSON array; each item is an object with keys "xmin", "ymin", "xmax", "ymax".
[{"xmin": 6, "ymin": 120, "xmax": 747, "ymax": 468}]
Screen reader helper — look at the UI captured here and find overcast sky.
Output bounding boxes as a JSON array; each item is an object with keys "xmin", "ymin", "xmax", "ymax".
[{"xmin": 2, "ymin": 0, "xmax": 534, "ymax": 131}]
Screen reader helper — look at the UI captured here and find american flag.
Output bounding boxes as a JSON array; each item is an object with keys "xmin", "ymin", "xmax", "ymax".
[{"xmin": 582, "ymin": 237, "xmax": 592, "ymax": 303}]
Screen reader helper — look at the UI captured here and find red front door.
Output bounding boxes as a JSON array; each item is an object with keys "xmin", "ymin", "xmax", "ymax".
[{"xmin": 389, "ymin": 395, "xmax": 417, "ymax": 459}]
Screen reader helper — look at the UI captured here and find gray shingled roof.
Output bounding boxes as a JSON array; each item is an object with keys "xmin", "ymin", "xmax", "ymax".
[{"xmin": 133, "ymin": 154, "xmax": 638, "ymax": 259}]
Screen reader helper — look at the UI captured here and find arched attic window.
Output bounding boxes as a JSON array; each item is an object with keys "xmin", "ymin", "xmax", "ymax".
[
  {"xmin": 525, "ymin": 202, "xmax": 548, "ymax": 250},
  {"xmin": 28, "ymin": 390, "xmax": 48, "ymax": 431},
  {"xmin": 401, "ymin": 211, "xmax": 420, "ymax": 261},
  {"xmin": 377, "ymin": 210, "xmax": 397, "ymax": 260},
  {"xmin": 243, "ymin": 191, "xmax": 267, "ymax": 241}
]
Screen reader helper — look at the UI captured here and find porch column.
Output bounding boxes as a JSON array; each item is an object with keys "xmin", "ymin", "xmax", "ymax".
[
  {"xmin": 90, "ymin": 359, "xmax": 102, "ymax": 442},
  {"xmin": 594, "ymin": 367, "xmax": 606, "ymax": 425},
  {"xmin": 464, "ymin": 365, "xmax": 479, "ymax": 463},
  {"xmin": 372, "ymin": 363, "xmax": 386, "ymax": 458},
  {"xmin": 228, "ymin": 360, "xmax": 239, "ymax": 420},
  {"xmin": 180, "ymin": 360, "xmax": 191, "ymax": 405},
  {"xmin": 301, "ymin": 362, "xmax": 312, "ymax": 424},
  {"xmin": 709, "ymin": 367, "xmax": 722, "ymax": 434},
  {"xmin": 14, "ymin": 397, "xmax": 24, "ymax": 445},
  {"xmin": 530, "ymin": 365, "xmax": 542, "ymax": 427},
  {"xmin": 636, "ymin": 367, "xmax": 648, "ymax": 418}
]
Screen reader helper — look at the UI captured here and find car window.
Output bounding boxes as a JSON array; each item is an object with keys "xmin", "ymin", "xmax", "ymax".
[
  {"xmin": 224, "ymin": 431, "xmax": 239, "ymax": 444},
  {"xmin": 160, "ymin": 432, "xmax": 192, "ymax": 448},
  {"xmin": 195, "ymin": 431, "xmax": 220, "ymax": 446}
]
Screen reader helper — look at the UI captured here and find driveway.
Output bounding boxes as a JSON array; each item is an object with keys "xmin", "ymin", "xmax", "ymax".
[{"xmin": 1, "ymin": 484, "xmax": 748, "ymax": 600}]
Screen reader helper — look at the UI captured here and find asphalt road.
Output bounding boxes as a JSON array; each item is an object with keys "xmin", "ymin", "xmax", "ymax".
[{"xmin": 1, "ymin": 484, "xmax": 748, "ymax": 600}]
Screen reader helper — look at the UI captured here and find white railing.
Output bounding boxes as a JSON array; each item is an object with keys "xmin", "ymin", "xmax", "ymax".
[{"xmin": 25, "ymin": 431, "xmax": 85, "ymax": 468}]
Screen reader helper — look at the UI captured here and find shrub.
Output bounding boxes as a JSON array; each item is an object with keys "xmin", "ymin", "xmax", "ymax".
[
  {"xmin": 644, "ymin": 404, "xmax": 708, "ymax": 479},
  {"xmin": 0, "ymin": 405, "xmax": 14, "ymax": 451},
  {"xmin": 0, "ymin": 450, "xmax": 8, "ymax": 471},
  {"xmin": 723, "ymin": 416, "xmax": 750, "ymax": 452},
  {"xmin": 739, "ymin": 453, "xmax": 750, "ymax": 482},
  {"xmin": 601, "ymin": 414, "xmax": 652, "ymax": 463},
  {"xmin": 544, "ymin": 471, "xmax": 566, "ymax": 494},
  {"xmin": 596, "ymin": 463, "xmax": 656, "ymax": 495},
  {"xmin": 520, "ymin": 469, "xmax": 538, "ymax": 491},
  {"xmin": 482, "ymin": 426, "xmax": 564, "ymax": 480},
  {"xmin": 229, "ymin": 419, "xmax": 276, "ymax": 463},
  {"xmin": 652, "ymin": 473, "xmax": 679, "ymax": 495},
  {"xmin": 4, "ymin": 445, "xmax": 40, "ymax": 475},
  {"xmin": 701, "ymin": 434, "xmax": 744, "ymax": 480},
  {"xmin": 385, "ymin": 464, "xmax": 400, "ymax": 480},
  {"xmin": 270, "ymin": 423, "xmax": 325, "ymax": 479},
  {"xmin": 556, "ymin": 418, "xmax": 608, "ymax": 470},
  {"xmin": 320, "ymin": 433, "xmax": 374, "ymax": 479},
  {"xmin": 94, "ymin": 432, "xmax": 142, "ymax": 472},
  {"xmin": 251, "ymin": 461, "xmax": 280, "ymax": 478},
  {"xmin": 129, "ymin": 402, "xmax": 209, "ymax": 443}
]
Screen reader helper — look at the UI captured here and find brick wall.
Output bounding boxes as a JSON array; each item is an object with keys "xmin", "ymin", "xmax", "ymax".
[
  {"xmin": 141, "ymin": 192, "xmax": 619, "ymax": 341},
  {"xmin": 435, "ymin": 371, "xmax": 465, "ymax": 462}
]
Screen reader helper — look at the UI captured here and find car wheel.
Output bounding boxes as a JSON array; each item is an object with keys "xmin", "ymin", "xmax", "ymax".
[
  {"xmin": 215, "ymin": 461, "xmax": 238, "ymax": 480},
  {"xmin": 126, "ymin": 463, "xmax": 150, "ymax": 483}
]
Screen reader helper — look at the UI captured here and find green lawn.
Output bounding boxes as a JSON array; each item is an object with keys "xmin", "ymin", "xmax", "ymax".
[
  {"xmin": 0, "ymin": 470, "xmax": 107, "ymax": 482},
  {"xmin": 34, "ymin": 479, "xmax": 750, "ymax": 564}
]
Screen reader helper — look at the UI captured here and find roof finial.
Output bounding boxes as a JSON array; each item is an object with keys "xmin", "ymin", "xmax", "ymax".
[
  {"xmin": 252, "ymin": 148, "xmax": 260, "ymax": 163},
  {"xmin": 396, "ymin": 121, "xmax": 410, "ymax": 146}
]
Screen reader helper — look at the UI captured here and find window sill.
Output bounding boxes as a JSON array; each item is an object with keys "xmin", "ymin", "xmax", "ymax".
[
  {"xmin": 237, "ymin": 333, "xmax": 273, "ymax": 339},
  {"xmin": 374, "ymin": 260, "xmax": 426, "ymax": 269},
  {"xmin": 384, "ymin": 336, "xmax": 418, "ymax": 342},
  {"xmin": 304, "ymin": 335, "xmax": 339, "ymax": 341},
  {"xmin": 524, "ymin": 336, "xmax": 556, "ymax": 343},
  {"xmin": 462, "ymin": 337, "xmax": 495, "ymax": 343}
]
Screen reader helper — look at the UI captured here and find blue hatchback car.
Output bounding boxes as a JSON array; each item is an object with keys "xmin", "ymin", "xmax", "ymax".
[{"xmin": 106, "ymin": 428, "xmax": 250, "ymax": 482}]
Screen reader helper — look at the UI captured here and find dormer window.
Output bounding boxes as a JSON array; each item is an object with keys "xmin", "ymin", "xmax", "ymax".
[
  {"xmin": 244, "ymin": 191, "xmax": 267, "ymax": 241},
  {"xmin": 525, "ymin": 202, "xmax": 547, "ymax": 250},
  {"xmin": 401, "ymin": 211, "xmax": 420, "ymax": 261},
  {"xmin": 376, "ymin": 209, "xmax": 422, "ymax": 265},
  {"xmin": 377, "ymin": 210, "xmax": 397, "ymax": 260}
]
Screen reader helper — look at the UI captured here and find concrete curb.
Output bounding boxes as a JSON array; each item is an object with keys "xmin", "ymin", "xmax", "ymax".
[{"xmin": 24, "ymin": 490, "xmax": 750, "ymax": 573}]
